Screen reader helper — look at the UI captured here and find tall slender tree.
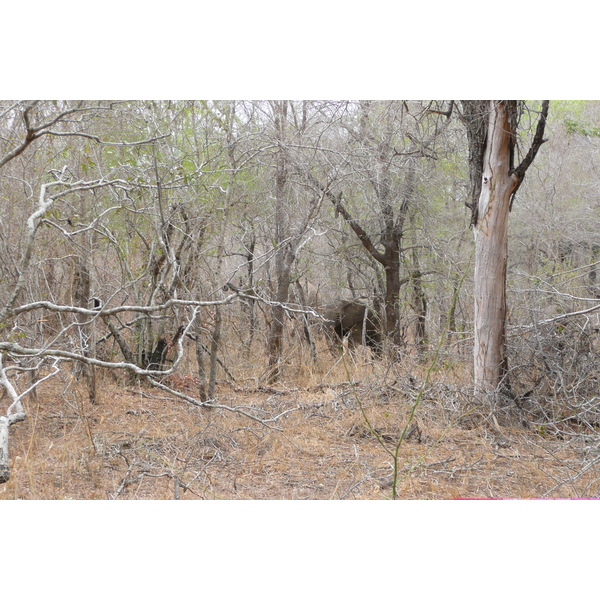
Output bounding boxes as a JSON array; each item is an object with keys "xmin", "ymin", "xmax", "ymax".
[{"xmin": 266, "ymin": 101, "xmax": 325, "ymax": 381}]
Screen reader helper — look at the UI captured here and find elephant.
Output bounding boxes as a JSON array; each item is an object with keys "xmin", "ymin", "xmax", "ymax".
[{"xmin": 321, "ymin": 300, "xmax": 382, "ymax": 354}]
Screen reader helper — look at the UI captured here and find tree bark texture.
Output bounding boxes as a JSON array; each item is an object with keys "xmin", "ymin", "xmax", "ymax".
[
  {"xmin": 471, "ymin": 100, "xmax": 549, "ymax": 400},
  {"xmin": 460, "ymin": 100, "xmax": 489, "ymax": 226},
  {"xmin": 473, "ymin": 101, "xmax": 518, "ymax": 397},
  {"xmin": 0, "ymin": 354, "xmax": 27, "ymax": 483},
  {"xmin": 0, "ymin": 416, "xmax": 11, "ymax": 483}
]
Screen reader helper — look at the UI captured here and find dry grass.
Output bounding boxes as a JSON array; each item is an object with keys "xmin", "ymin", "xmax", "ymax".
[{"xmin": 2, "ymin": 343, "xmax": 599, "ymax": 500}]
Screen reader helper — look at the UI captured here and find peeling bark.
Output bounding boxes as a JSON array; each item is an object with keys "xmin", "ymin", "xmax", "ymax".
[{"xmin": 467, "ymin": 100, "xmax": 549, "ymax": 401}]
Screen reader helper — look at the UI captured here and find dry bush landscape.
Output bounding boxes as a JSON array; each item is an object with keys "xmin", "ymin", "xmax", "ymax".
[
  {"xmin": 5, "ymin": 26, "xmax": 600, "ymax": 600},
  {"xmin": 2, "ymin": 100, "xmax": 600, "ymax": 503},
  {"xmin": 2, "ymin": 338, "xmax": 599, "ymax": 501}
]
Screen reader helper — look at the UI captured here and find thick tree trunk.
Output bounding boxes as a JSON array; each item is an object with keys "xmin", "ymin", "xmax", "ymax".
[
  {"xmin": 473, "ymin": 101, "xmax": 519, "ymax": 399},
  {"xmin": 466, "ymin": 100, "xmax": 549, "ymax": 406},
  {"xmin": 383, "ymin": 253, "xmax": 402, "ymax": 344}
]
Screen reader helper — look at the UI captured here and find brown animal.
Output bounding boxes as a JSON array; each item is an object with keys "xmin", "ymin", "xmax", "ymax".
[{"xmin": 322, "ymin": 300, "xmax": 381, "ymax": 354}]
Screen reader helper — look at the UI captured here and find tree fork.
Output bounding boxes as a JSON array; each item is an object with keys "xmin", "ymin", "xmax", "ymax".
[{"xmin": 471, "ymin": 100, "xmax": 549, "ymax": 403}]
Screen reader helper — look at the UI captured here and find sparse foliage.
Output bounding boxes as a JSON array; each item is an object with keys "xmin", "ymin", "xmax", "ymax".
[{"xmin": 1, "ymin": 99, "xmax": 600, "ymax": 498}]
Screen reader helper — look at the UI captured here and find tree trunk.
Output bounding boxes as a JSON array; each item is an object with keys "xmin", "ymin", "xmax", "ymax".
[
  {"xmin": 243, "ymin": 231, "xmax": 257, "ymax": 360},
  {"xmin": 409, "ymin": 213, "xmax": 428, "ymax": 354},
  {"xmin": 267, "ymin": 270, "xmax": 291, "ymax": 382},
  {"xmin": 473, "ymin": 102, "xmax": 517, "ymax": 398},
  {"xmin": 194, "ymin": 317, "xmax": 208, "ymax": 402},
  {"xmin": 472, "ymin": 100, "xmax": 549, "ymax": 401},
  {"xmin": 383, "ymin": 252, "xmax": 402, "ymax": 344},
  {"xmin": 0, "ymin": 416, "xmax": 11, "ymax": 483},
  {"xmin": 73, "ymin": 256, "xmax": 97, "ymax": 403},
  {"xmin": 267, "ymin": 101, "xmax": 290, "ymax": 382},
  {"xmin": 0, "ymin": 354, "xmax": 27, "ymax": 483},
  {"xmin": 293, "ymin": 280, "xmax": 318, "ymax": 362},
  {"xmin": 207, "ymin": 305, "xmax": 222, "ymax": 399}
]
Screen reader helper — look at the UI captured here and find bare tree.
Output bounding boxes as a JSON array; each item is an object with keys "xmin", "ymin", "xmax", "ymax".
[
  {"xmin": 309, "ymin": 101, "xmax": 453, "ymax": 347},
  {"xmin": 265, "ymin": 101, "xmax": 325, "ymax": 381},
  {"xmin": 460, "ymin": 100, "xmax": 549, "ymax": 406},
  {"xmin": 0, "ymin": 100, "xmax": 291, "ymax": 482}
]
